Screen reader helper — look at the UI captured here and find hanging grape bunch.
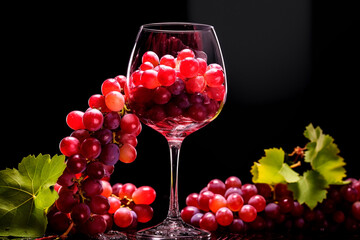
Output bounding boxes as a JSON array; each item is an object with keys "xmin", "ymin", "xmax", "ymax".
[{"xmin": 47, "ymin": 75, "xmax": 156, "ymax": 237}]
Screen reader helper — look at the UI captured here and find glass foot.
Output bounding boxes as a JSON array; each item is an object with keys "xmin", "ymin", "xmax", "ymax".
[{"xmin": 136, "ymin": 218, "xmax": 211, "ymax": 239}]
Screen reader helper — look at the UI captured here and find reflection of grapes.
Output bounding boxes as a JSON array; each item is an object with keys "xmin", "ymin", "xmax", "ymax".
[
  {"xmin": 47, "ymin": 76, "xmax": 156, "ymax": 238},
  {"xmin": 181, "ymin": 176, "xmax": 360, "ymax": 234}
]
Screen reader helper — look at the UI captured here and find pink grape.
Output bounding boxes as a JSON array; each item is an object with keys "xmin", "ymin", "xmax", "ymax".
[
  {"xmin": 59, "ymin": 136, "xmax": 80, "ymax": 157},
  {"xmin": 132, "ymin": 204, "xmax": 153, "ymax": 223},
  {"xmin": 207, "ymin": 179, "xmax": 226, "ymax": 196},
  {"xmin": 101, "ymin": 78, "xmax": 121, "ymax": 96},
  {"xmin": 239, "ymin": 204, "xmax": 257, "ymax": 222},
  {"xmin": 114, "ymin": 207, "xmax": 133, "ymax": 228},
  {"xmin": 248, "ymin": 195, "xmax": 266, "ymax": 212},
  {"xmin": 105, "ymin": 91, "xmax": 125, "ymax": 112},
  {"xmin": 225, "ymin": 176, "xmax": 242, "ymax": 189},
  {"xmin": 86, "ymin": 215, "xmax": 107, "ymax": 235},
  {"xmin": 80, "ymin": 137, "xmax": 101, "ymax": 160},
  {"xmin": 209, "ymin": 194, "xmax": 227, "ymax": 213},
  {"xmin": 119, "ymin": 183, "xmax": 137, "ymax": 199},
  {"xmin": 199, "ymin": 212, "xmax": 218, "ymax": 232},
  {"xmin": 142, "ymin": 51, "xmax": 159, "ymax": 67},
  {"xmin": 215, "ymin": 207, "xmax": 233, "ymax": 226},
  {"xmin": 66, "ymin": 110, "xmax": 85, "ymax": 130},
  {"xmin": 226, "ymin": 193, "xmax": 244, "ymax": 212},
  {"xmin": 132, "ymin": 186, "xmax": 156, "ymax": 205},
  {"xmin": 181, "ymin": 206, "xmax": 200, "ymax": 224},
  {"xmin": 82, "ymin": 108, "xmax": 104, "ymax": 131}
]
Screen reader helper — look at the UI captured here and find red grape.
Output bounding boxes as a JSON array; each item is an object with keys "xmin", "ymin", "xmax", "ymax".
[
  {"xmin": 114, "ymin": 207, "xmax": 133, "ymax": 228},
  {"xmin": 66, "ymin": 110, "xmax": 85, "ymax": 130},
  {"xmin": 239, "ymin": 204, "xmax": 257, "ymax": 222},
  {"xmin": 132, "ymin": 186, "xmax": 156, "ymax": 205}
]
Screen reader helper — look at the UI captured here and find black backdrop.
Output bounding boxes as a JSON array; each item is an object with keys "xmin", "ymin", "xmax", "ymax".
[{"xmin": 2, "ymin": 1, "xmax": 359, "ymax": 225}]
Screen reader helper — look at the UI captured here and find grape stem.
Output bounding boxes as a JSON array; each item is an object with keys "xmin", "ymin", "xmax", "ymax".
[{"xmin": 59, "ymin": 221, "xmax": 74, "ymax": 239}]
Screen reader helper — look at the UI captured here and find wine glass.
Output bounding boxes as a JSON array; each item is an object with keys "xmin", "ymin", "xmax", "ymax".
[{"xmin": 126, "ymin": 22, "xmax": 227, "ymax": 239}]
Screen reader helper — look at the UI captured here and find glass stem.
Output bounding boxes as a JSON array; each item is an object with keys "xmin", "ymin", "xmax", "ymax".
[{"xmin": 167, "ymin": 140, "xmax": 182, "ymax": 220}]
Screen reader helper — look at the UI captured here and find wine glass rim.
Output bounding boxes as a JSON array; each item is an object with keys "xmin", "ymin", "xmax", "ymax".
[{"xmin": 141, "ymin": 22, "xmax": 214, "ymax": 32}]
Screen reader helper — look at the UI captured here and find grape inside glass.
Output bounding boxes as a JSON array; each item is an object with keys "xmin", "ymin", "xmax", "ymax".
[{"xmin": 126, "ymin": 22, "xmax": 227, "ymax": 239}]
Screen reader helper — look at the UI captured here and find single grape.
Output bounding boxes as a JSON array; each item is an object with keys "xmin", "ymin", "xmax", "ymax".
[
  {"xmin": 118, "ymin": 183, "xmax": 137, "ymax": 199},
  {"xmin": 88, "ymin": 94, "xmax": 109, "ymax": 112},
  {"xmin": 120, "ymin": 114, "xmax": 141, "ymax": 135},
  {"xmin": 226, "ymin": 193, "xmax": 244, "ymax": 212},
  {"xmin": 278, "ymin": 197, "xmax": 294, "ymax": 213},
  {"xmin": 117, "ymin": 133, "xmax": 138, "ymax": 147},
  {"xmin": 199, "ymin": 212, "xmax": 218, "ymax": 232},
  {"xmin": 81, "ymin": 178, "xmax": 103, "ymax": 197},
  {"xmin": 248, "ymin": 195, "xmax": 266, "ymax": 212},
  {"xmin": 160, "ymin": 54, "xmax": 176, "ymax": 68},
  {"xmin": 55, "ymin": 189, "xmax": 79, "ymax": 213},
  {"xmin": 198, "ymin": 190, "xmax": 215, "ymax": 212},
  {"xmin": 101, "ymin": 78, "xmax": 121, "ymax": 96},
  {"xmin": 83, "ymin": 108, "xmax": 104, "ymax": 131},
  {"xmin": 105, "ymin": 91, "xmax": 125, "ymax": 112},
  {"xmin": 177, "ymin": 49, "xmax": 195, "ymax": 61},
  {"xmin": 225, "ymin": 176, "xmax": 242, "ymax": 189},
  {"xmin": 204, "ymin": 68, "xmax": 224, "ymax": 87},
  {"xmin": 86, "ymin": 161, "xmax": 105, "ymax": 179},
  {"xmin": 119, "ymin": 143, "xmax": 137, "ymax": 163},
  {"xmin": 157, "ymin": 65, "xmax": 176, "ymax": 86},
  {"xmin": 215, "ymin": 207, "xmax": 233, "ymax": 226},
  {"xmin": 239, "ymin": 204, "xmax": 257, "ymax": 222},
  {"xmin": 100, "ymin": 180, "xmax": 113, "ymax": 198},
  {"xmin": 57, "ymin": 168, "xmax": 75, "ymax": 187},
  {"xmin": 186, "ymin": 193, "xmax": 200, "ymax": 208},
  {"xmin": 265, "ymin": 203, "xmax": 281, "ymax": 220},
  {"xmin": 132, "ymin": 186, "xmax": 156, "ymax": 205},
  {"xmin": 190, "ymin": 213, "xmax": 204, "ymax": 227},
  {"xmin": 112, "ymin": 183, "xmax": 123, "ymax": 197},
  {"xmin": 142, "ymin": 51, "xmax": 159, "ymax": 67},
  {"xmin": 94, "ymin": 128, "xmax": 113, "ymax": 145},
  {"xmin": 71, "ymin": 203, "xmax": 91, "ymax": 224},
  {"xmin": 229, "ymin": 218, "xmax": 245, "ymax": 233},
  {"xmin": 48, "ymin": 211, "xmax": 71, "ymax": 233},
  {"xmin": 70, "ymin": 129, "xmax": 90, "ymax": 143},
  {"xmin": 209, "ymin": 194, "xmax": 227, "ymax": 213},
  {"xmin": 66, "ymin": 110, "xmax": 85, "ymax": 130},
  {"xmin": 140, "ymin": 61, "xmax": 154, "ymax": 71},
  {"xmin": 132, "ymin": 204, "xmax": 154, "ymax": 223},
  {"xmin": 207, "ymin": 179, "xmax": 226, "ymax": 195},
  {"xmin": 86, "ymin": 215, "xmax": 107, "ymax": 235},
  {"xmin": 108, "ymin": 196, "xmax": 121, "ymax": 214},
  {"xmin": 88, "ymin": 195, "xmax": 110, "ymax": 214},
  {"xmin": 80, "ymin": 137, "xmax": 101, "ymax": 160},
  {"xmin": 114, "ymin": 207, "xmax": 133, "ymax": 228},
  {"xmin": 181, "ymin": 206, "xmax": 201, "ymax": 224},
  {"xmin": 100, "ymin": 143, "xmax": 120, "ymax": 166},
  {"xmin": 59, "ymin": 136, "xmax": 80, "ymax": 157},
  {"xmin": 66, "ymin": 154, "xmax": 87, "ymax": 174},
  {"xmin": 103, "ymin": 112, "xmax": 121, "ymax": 130}
]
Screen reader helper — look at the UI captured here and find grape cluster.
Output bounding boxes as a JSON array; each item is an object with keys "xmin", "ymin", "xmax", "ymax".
[
  {"xmin": 128, "ymin": 49, "xmax": 225, "ymax": 124},
  {"xmin": 181, "ymin": 177, "xmax": 360, "ymax": 234},
  {"xmin": 47, "ymin": 76, "xmax": 156, "ymax": 237}
]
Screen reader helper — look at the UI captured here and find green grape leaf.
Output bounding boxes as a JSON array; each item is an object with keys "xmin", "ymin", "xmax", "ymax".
[
  {"xmin": 288, "ymin": 170, "xmax": 328, "ymax": 210},
  {"xmin": 0, "ymin": 154, "xmax": 66, "ymax": 237},
  {"xmin": 304, "ymin": 123, "xmax": 346, "ymax": 184},
  {"xmin": 251, "ymin": 148, "xmax": 300, "ymax": 185}
]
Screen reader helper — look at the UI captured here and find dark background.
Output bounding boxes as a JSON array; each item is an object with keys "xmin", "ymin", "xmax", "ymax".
[{"xmin": 1, "ymin": 1, "xmax": 359, "ymax": 225}]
